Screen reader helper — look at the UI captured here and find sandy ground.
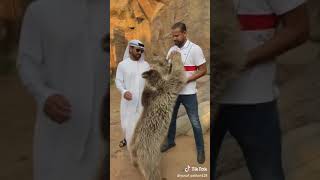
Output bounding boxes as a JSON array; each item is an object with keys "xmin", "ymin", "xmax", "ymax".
[
  {"xmin": 110, "ymin": 84, "xmax": 211, "ymax": 180},
  {"xmin": 0, "ymin": 75, "xmax": 35, "ymax": 180},
  {"xmin": 220, "ymin": 123, "xmax": 320, "ymax": 180}
]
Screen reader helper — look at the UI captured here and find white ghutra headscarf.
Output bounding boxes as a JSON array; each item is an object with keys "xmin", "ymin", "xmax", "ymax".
[{"xmin": 122, "ymin": 39, "xmax": 145, "ymax": 61}]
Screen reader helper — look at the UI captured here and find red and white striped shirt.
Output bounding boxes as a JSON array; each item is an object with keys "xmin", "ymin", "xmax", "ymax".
[
  {"xmin": 167, "ymin": 40, "xmax": 206, "ymax": 95},
  {"xmin": 220, "ymin": 0, "xmax": 306, "ymax": 104}
]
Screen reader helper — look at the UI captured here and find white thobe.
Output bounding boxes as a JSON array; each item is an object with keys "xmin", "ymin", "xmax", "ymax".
[
  {"xmin": 115, "ymin": 57, "xmax": 150, "ymax": 144},
  {"xmin": 17, "ymin": 0, "xmax": 107, "ymax": 180}
]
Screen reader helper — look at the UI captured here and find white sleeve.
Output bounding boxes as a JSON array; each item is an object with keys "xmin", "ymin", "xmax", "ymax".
[
  {"xmin": 166, "ymin": 46, "xmax": 179, "ymax": 61},
  {"xmin": 267, "ymin": 0, "xmax": 306, "ymax": 15},
  {"xmin": 115, "ymin": 63, "xmax": 128, "ymax": 96},
  {"xmin": 166, "ymin": 47, "xmax": 173, "ymax": 60},
  {"xmin": 192, "ymin": 45, "xmax": 206, "ymax": 66},
  {"xmin": 17, "ymin": 4, "xmax": 59, "ymax": 107}
]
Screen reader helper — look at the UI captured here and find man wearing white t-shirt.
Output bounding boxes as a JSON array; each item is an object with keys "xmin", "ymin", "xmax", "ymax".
[
  {"xmin": 161, "ymin": 22, "xmax": 207, "ymax": 164},
  {"xmin": 213, "ymin": 0, "xmax": 309, "ymax": 179}
]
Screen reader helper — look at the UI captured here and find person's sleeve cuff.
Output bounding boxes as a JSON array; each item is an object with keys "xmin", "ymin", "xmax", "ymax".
[
  {"xmin": 36, "ymin": 88, "xmax": 61, "ymax": 110},
  {"xmin": 121, "ymin": 89, "xmax": 128, "ymax": 97}
]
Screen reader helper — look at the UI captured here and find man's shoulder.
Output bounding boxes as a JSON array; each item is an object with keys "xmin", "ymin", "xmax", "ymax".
[
  {"xmin": 24, "ymin": 1, "xmax": 42, "ymax": 14},
  {"xmin": 24, "ymin": 0, "xmax": 56, "ymax": 18},
  {"xmin": 190, "ymin": 42, "xmax": 203, "ymax": 53},
  {"xmin": 118, "ymin": 59, "xmax": 129, "ymax": 66},
  {"xmin": 26, "ymin": 0, "xmax": 53, "ymax": 10}
]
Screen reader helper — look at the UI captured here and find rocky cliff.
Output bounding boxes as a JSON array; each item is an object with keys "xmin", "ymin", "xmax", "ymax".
[{"xmin": 110, "ymin": 0, "xmax": 210, "ymax": 76}]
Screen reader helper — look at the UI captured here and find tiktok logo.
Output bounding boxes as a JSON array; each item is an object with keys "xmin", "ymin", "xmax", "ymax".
[{"xmin": 185, "ymin": 165, "xmax": 191, "ymax": 172}]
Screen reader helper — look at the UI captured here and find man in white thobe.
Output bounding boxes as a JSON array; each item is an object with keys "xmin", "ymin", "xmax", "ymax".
[
  {"xmin": 115, "ymin": 40, "xmax": 150, "ymax": 147},
  {"xmin": 17, "ymin": 0, "xmax": 107, "ymax": 179}
]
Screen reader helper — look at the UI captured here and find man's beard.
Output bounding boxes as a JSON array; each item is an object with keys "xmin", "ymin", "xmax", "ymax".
[
  {"xmin": 133, "ymin": 54, "xmax": 141, "ymax": 60},
  {"xmin": 174, "ymin": 40, "xmax": 184, "ymax": 47}
]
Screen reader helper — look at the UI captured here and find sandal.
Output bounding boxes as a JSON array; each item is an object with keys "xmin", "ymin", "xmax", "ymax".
[{"xmin": 119, "ymin": 139, "xmax": 127, "ymax": 148}]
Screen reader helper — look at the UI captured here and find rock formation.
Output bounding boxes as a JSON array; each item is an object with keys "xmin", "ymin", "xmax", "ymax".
[{"xmin": 110, "ymin": 0, "xmax": 210, "ymax": 76}]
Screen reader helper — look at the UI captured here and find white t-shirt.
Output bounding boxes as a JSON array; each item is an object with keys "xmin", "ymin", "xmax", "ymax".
[
  {"xmin": 219, "ymin": 0, "xmax": 306, "ymax": 104},
  {"xmin": 167, "ymin": 40, "xmax": 206, "ymax": 95}
]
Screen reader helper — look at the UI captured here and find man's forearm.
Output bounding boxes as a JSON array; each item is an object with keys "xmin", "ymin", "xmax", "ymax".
[
  {"xmin": 247, "ymin": 27, "xmax": 309, "ymax": 66},
  {"xmin": 114, "ymin": 78, "xmax": 127, "ymax": 96},
  {"xmin": 246, "ymin": 4, "xmax": 309, "ymax": 67},
  {"xmin": 187, "ymin": 69, "xmax": 207, "ymax": 83},
  {"xmin": 17, "ymin": 58, "xmax": 59, "ymax": 105}
]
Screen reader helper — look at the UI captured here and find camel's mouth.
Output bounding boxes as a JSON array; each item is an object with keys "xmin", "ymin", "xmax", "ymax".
[
  {"xmin": 142, "ymin": 72, "xmax": 148, "ymax": 79},
  {"xmin": 142, "ymin": 70, "xmax": 156, "ymax": 79}
]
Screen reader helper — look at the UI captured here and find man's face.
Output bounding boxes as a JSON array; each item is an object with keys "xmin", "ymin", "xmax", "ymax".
[
  {"xmin": 172, "ymin": 28, "xmax": 187, "ymax": 47},
  {"xmin": 129, "ymin": 46, "xmax": 144, "ymax": 60}
]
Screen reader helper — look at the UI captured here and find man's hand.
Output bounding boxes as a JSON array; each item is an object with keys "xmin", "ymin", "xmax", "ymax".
[
  {"xmin": 168, "ymin": 51, "xmax": 179, "ymax": 61},
  {"xmin": 124, "ymin": 91, "xmax": 133, "ymax": 101},
  {"xmin": 44, "ymin": 94, "xmax": 72, "ymax": 124}
]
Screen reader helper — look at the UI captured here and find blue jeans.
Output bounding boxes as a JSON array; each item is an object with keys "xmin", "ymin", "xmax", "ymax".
[
  {"xmin": 167, "ymin": 94, "xmax": 205, "ymax": 152},
  {"xmin": 211, "ymin": 100, "xmax": 285, "ymax": 180}
]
